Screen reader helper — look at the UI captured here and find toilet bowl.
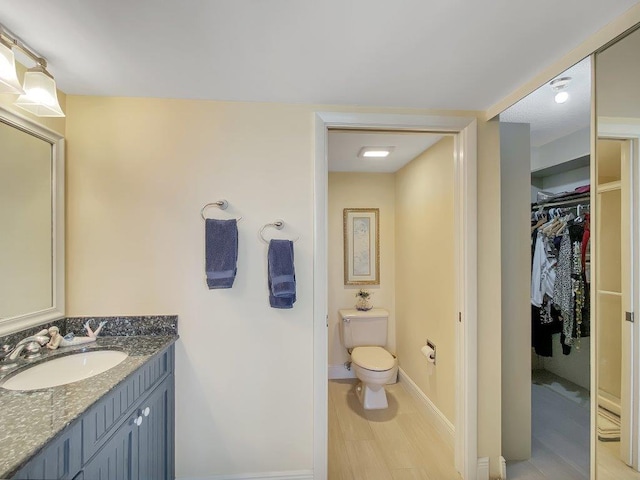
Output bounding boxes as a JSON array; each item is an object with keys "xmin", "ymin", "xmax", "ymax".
[{"xmin": 351, "ymin": 346, "xmax": 398, "ymax": 410}]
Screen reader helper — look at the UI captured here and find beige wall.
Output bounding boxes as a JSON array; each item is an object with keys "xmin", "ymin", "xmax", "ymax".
[
  {"xmin": 64, "ymin": 96, "xmax": 503, "ymax": 477},
  {"xmin": 328, "ymin": 173, "xmax": 396, "ymax": 368},
  {"xmin": 477, "ymin": 118, "xmax": 503, "ymax": 476},
  {"xmin": 395, "ymin": 137, "xmax": 456, "ymax": 424},
  {"xmin": 66, "ymin": 97, "xmax": 315, "ymax": 477}
]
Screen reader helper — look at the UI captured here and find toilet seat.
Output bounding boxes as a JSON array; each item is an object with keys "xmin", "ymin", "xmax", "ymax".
[{"xmin": 351, "ymin": 346, "xmax": 395, "ymax": 371}]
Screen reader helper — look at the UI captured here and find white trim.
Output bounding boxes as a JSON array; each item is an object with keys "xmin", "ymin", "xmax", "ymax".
[
  {"xmin": 398, "ymin": 368, "xmax": 455, "ymax": 447},
  {"xmin": 313, "ymin": 114, "xmax": 329, "ymax": 480},
  {"xmin": 328, "ymin": 364, "xmax": 356, "ymax": 380},
  {"xmin": 179, "ymin": 470, "xmax": 314, "ymax": 480},
  {"xmin": 0, "ymin": 106, "xmax": 65, "ymax": 336},
  {"xmin": 476, "ymin": 457, "xmax": 490, "ymax": 480},
  {"xmin": 500, "ymin": 456, "xmax": 507, "ymax": 479},
  {"xmin": 314, "ymin": 111, "xmax": 478, "ymax": 480}
]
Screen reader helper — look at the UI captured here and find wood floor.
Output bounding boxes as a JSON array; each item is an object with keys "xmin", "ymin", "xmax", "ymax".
[{"xmin": 328, "ymin": 379, "xmax": 460, "ymax": 480}]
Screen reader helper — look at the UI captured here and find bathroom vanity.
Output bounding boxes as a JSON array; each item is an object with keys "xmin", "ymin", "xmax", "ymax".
[{"xmin": 0, "ymin": 331, "xmax": 177, "ymax": 480}]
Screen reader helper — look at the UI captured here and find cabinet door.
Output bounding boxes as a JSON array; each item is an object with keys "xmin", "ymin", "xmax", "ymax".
[
  {"xmin": 137, "ymin": 375, "xmax": 174, "ymax": 480},
  {"xmin": 82, "ymin": 416, "xmax": 139, "ymax": 480},
  {"xmin": 13, "ymin": 422, "xmax": 82, "ymax": 480}
]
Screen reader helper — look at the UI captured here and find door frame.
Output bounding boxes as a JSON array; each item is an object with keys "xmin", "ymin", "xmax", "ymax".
[
  {"xmin": 596, "ymin": 118, "xmax": 640, "ymax": 471},
  {"xmin": 313, "ymin": 112, "xmax": 478, "ymax": 479}
]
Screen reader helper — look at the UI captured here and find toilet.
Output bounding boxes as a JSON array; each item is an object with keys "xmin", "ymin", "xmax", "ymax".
[{"xmin": 339, "ymin": 308, "xmax": 398, "ymax": 410}]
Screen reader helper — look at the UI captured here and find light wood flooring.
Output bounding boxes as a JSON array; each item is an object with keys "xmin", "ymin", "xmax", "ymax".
[{"xmin": 328, "ymin": 379, "xmax": 460, "ymax": 480}]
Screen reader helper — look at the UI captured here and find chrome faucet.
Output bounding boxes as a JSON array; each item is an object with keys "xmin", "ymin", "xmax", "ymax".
[{"xmin": 5, "ymin": 331, "xmax": 50, "ymax": 362}]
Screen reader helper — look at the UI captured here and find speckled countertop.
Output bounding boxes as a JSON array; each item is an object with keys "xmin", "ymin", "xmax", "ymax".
[{"xmin": 0, "ymin": 316, "xmax": 178, "ymax": 479}]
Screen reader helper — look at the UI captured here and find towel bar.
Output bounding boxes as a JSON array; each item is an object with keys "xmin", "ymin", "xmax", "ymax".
[{"xmin": 259, "ymin": 220, "xmax": 299, "ymax": 244}]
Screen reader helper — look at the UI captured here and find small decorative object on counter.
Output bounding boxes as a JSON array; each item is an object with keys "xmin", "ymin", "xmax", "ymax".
[
  {"xmin": 355, "ymin": 289, "xmax": 373, "ymax": 311},
  {"xmin": 47, "ymin": 320, "xmax": 107, "ymax": 350}
]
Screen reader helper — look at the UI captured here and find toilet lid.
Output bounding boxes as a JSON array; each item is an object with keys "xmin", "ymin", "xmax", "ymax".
[{"xmin": 351, "ymin": 346, "xmax": 395, "ymax": 371}]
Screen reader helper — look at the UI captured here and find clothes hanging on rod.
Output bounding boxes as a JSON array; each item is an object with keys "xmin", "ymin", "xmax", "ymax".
[{"xmin": 531, "ymin": 195, "xmax": 590, "ymax": 357}]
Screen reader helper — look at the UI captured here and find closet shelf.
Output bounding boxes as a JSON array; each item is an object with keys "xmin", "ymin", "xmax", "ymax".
[
  {"xmin": 597, "ymin": 180, "xmax": 622, "ymax": 193},
  {"xmin": 597, "ymin": 289, "xmax": 622, "ymax": 297}
]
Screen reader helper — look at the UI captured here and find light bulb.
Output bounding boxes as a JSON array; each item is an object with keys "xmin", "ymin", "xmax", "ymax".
[
  {"xmin": 25, "ymin": 87, "xmax": 55, "ymax": 105},
  {"xmin": 555, "ymin": 91, "xmax": 569, "ymax": 104}
]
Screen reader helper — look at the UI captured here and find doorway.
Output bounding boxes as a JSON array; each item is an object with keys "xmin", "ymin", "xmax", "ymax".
[{"xmin": 313, "ymin": 112, "xmax": 478, "ymax": 480}]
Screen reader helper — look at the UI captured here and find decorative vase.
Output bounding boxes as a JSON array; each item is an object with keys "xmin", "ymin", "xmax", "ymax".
[{"xmin": 355, "ymin": 297, "xmax": 372, "ymax": 311}]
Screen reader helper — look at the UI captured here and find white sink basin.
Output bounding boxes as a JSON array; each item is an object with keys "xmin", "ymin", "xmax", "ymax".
[{"xmin": 1, "ymin": 350, "xmax": 128, "ymax": 391}]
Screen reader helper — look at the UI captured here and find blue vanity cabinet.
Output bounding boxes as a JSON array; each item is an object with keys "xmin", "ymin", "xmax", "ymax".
[
  {"xmin": 11, "ymin": 344, "xmax": 175, "ymax": 480},
  {"xmin": 11, "ymin": 422, "xmax": 82, "ymax": 480}
]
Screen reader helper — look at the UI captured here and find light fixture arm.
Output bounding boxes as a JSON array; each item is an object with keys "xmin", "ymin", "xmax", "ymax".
[{"xmin": 0, "ymin": 24, "xmax": 49, "ymax": 70}]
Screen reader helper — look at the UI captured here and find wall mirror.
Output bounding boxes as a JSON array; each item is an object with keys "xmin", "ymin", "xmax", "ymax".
[
  {"xmin": 0, "ymin": 107, "xmax": 64, "ymax": 336},
  {"xmin": 595, "ymin": 25, "xmax": 640, "ymax": 479}
]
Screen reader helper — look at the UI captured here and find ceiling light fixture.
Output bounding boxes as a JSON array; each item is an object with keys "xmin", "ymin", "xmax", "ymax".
[
  {"xmin": 550, "ymin": 76, "xmax": 572, "ymax": 105},
  {"xmin": 358, "ymin": 147, "xmax": 395, "ymax": 158},
  {"xmin": 0, "ymin": 25, "xmax": 65, "ymax": 117}
]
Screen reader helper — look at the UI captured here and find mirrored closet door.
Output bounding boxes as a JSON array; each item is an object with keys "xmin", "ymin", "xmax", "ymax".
[{"xmin": 595, "ymin": 24, "xmax": 640, "ymax": 480}]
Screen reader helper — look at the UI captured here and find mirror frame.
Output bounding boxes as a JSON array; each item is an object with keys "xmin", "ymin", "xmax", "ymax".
[{"xmin": 0, "ymin": 106, "xmax": 65, "ymax": 336}]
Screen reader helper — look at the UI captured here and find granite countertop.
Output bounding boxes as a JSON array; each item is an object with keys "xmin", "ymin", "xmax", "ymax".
[{"xmin": 0, "ymin": 317, "xmax": 178, "ymax": 479}]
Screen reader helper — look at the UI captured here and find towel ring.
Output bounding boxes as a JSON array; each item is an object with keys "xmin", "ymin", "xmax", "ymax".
[
  {"xmin": 201, "ymin": 199, "xmax": 243, "ymax": 221},
  {"xmin": 259, "ymin": 220, "xmax": 300, "ymax": 244}
]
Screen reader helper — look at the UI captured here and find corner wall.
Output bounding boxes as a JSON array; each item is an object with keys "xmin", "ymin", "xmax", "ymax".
[
  {"xmin": 395, "ymin": 137, "xmax": 456, "ymax": 424},
  {"xmin": 328, "ymin": 173, "xmax": 396, "ymax": 372}
]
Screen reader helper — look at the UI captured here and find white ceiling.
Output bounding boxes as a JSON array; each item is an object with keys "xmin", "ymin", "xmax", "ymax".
[
  {"xmin": 328, "ymin": 131, "xmax": 443, "ymax": 173},
  {"xmin": 0, "ymin": 1, "xmax": 637, "ymax": 111},
  {"xmin": 500, "ymin": 57, "xmax": 591, "ymax": 147}
]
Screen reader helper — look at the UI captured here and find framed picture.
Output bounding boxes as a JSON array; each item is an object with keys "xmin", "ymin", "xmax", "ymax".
[{"xmin": 343, "ymin": 208, "xmax": 379, "ymax": 285}]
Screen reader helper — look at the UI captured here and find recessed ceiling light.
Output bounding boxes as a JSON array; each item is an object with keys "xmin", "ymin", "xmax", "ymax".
[
  {"xmin": 358, "ymin": 147, "xmax": 395, "ymax": 158},
  {"xmin": 554, "ymin": 91, "xmax": 569, "ymax": 104},
  {"xmin": 550, "ymin": 76, "xmax": 571, "ymax": 105}
]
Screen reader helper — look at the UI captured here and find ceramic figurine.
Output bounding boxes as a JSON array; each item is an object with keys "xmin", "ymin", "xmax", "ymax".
[{"xmin": 46, "ymin": 320, "xmax": 107, "ymax": 350}]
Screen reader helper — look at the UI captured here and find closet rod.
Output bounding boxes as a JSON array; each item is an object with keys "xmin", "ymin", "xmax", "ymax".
[{"xmin": 531, "ymin": 194, "xmax": 590, "ymax": 209}]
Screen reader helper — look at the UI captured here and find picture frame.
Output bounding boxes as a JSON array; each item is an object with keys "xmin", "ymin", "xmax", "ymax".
[{"xmin": 343, "ymin": 208, "xmax": 379, "ymax": 285}]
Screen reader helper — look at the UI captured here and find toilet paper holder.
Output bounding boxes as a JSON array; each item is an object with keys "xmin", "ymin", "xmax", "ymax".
[{"xmin": 426, "ymin": 340, "xmax": 436, "ymax": 365}]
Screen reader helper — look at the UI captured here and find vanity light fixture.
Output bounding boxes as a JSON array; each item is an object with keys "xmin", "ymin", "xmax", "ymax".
[
  {"xmin": 358, "ymin": 147, "xmax": 395, "ymax": 158},
  {"xmin": 14, "ymin": 61, "xmax": 65, "ymax": 117},
  {"xmin": 0, "ymin": 25, "xmax": 65, "ymax": 117},
  {"xmin": 550, "ymin": 76, "xmax": 571, "ymax": 104}
]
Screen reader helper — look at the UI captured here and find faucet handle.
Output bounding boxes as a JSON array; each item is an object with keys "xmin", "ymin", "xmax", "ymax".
[
  {"xmin": 24, "ymin": 342, "xmax": 42, "ymax": 359},
  {"xmin": 0, "ymin": 345, "xmax": 14, "ymax": 360}
]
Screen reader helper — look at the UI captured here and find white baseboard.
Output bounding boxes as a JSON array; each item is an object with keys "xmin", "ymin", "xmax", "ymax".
[
  {"xmin": 328, "ymin": 363, "xmax": 356, "ymax": 380},
  {"xmin": 476, "ymin": 457, "xmax": 490, "ymax": 480},
  {"xmin": 500, "ymin": 456, "xmax": 507, "ymax": 479},
  {"xmin": 178, "ymin": 470, "xmax": 314, "ymax": 480},
  {"xmin": 397, "ymin": 368, "xmax": 455, "ymax": 448}
]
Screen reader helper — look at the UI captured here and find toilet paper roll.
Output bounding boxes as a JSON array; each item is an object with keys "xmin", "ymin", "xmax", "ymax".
[{"xmin": 421, "ymin": 345, "xmax": 436, "ymax": 364}]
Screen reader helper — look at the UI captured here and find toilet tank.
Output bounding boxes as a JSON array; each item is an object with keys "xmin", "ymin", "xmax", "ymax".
[{"xmin": 339, "ymin": 308, "xmax": 389, "ymax": 349}]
